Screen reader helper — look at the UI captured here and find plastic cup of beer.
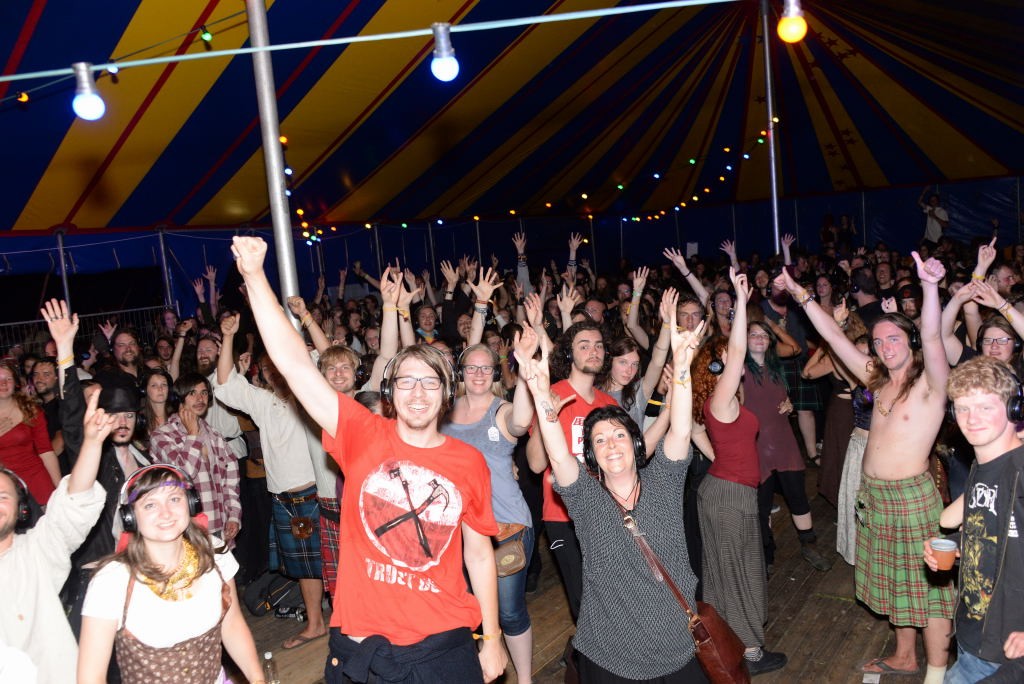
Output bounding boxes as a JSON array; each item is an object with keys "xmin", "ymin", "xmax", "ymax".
[{"xmin": 931, "ymin": 538, "xmax": 957, "ymax": 571}]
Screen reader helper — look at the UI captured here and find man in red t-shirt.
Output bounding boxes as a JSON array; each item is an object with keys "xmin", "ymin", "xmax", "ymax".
[
  {"xmin": 526, "ymin": 321, "xmax": 617, "ymax": 620},
  {"xmin": 231, "ymin": 237, "xmax": 507, "ymax": 684}
]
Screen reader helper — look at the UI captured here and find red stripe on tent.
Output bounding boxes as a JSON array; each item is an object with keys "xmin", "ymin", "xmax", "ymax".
[{"xmin": 0, "ymin": 0, "xmax": 47, "ymax": 100}]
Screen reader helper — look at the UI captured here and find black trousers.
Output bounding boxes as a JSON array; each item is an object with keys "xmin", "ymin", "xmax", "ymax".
[{"xmin": 545, "ymin": 520, "xmax": 583, "ymax": 621}]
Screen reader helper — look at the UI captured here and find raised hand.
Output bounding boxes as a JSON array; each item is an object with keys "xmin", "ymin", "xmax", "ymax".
[
  {"xmin": 403, "ymin": 268, "xmax": 417, "ymax": 289},
  {"xmin": 774, "ymin": 267, "xmax": 802, "ymax": 297},
  {"xmin": 781, "ymin": 233, "xmax": 796, "ymax": 249},
  {"xmin": 512, "ymin": 232, "xmax": 527, "ymax": 254},
  {"xmin": 468, "ymin": 267, "xmax": 500, "ymax": 303},
  {"xmin": 421, "ymin": 268, "xmax": 432, "ymax": 286},
  {"xmin": 338, "ymin": 267, "xmax": 348, "ymax": 286},
  {"xmin": 204, "ymin": 265, "xmax": 218, "ymax": 283},
  {"xmin": 579, "ymin": 257, "xmax": 591, "ymax": 271},
  {"xmin": 912, "ymin": 250, "xmax": 945, "ymax": 284},
  {"xmin": 192, "ymin": 277, "xmax": 205, "ymax": 297},
  {"xmin": 316, "ymin": 274, "xmax": 326, "ymax": 294},
  {"xmin": 524, "ymin": 292, "xmax": 544, "ymax": 327},
  {"xmin": 663, "ymin": 246, "xmax": 688, "ymax": 272},
  {"xmin": 237, "ymin": 352, "xmax": 252, "ymax": 375},
  {"xmin": 379, "ymin": 267, "xmax": 401, "ymax": 306},
  {"xmin": 220, "ymin": 312, "xmax": 240, "ymax": 337},
  {"xmin": 513, "ymin": 325, "xmax": 540, "ymax": 363},
  {"xmin": 82, "ymin": 390, "xmax": 116, "ymax": 445},
  {"xmin": 286, "ymin": 296, "xmax": 308, "ymax": 318},
  {"xmin": 659, "ymin": 287, "xmax": 679, "ymax": 323},
  {"xmin": 631, "ymin": 266, "xmax": 649, "ymax": 294},
  {"xmin": 98, "ymin": 319, "xmax": 116, "ymax": 341},
  {"xmin": 352, "ymin": 260, "xmax": 364, "ymax": 277},
  {"xmin": 174, "ymin": 319, "xmax": 195, "ymax": 338},
  {"xmin": 556, "ymin": 285, "xmax": 578, "ymax": 315},
  {"xmin": 971, "ymin": 280, "xmax": 1004, "ymax": 309},
  {"xmin": 439, "ymin": 260, "xmax": 459, "ymax": 290},
  {"xmin": 719, "ymin": 239, "xmax": 737, "ymax": 258},
  {"xmin": 230, "ymin": 236, "xmax": 268, "ymax": 277},
  {"xmin": 837, "ymin": 259, "xmax": 852, "ymax": 275},
  {"xmin": 568, "ymin": 233, "xmax": 583, "ymax": 253},
  {"xmin": 729, "ymin": 267, "xmax": 752, "ymax": 302},
  {"xmin": 396, "ymin": 281, "xmax": 422, "ymax": 309},
  {"xmin": 490, "ymin": 253, "xmax": 499, "ymax": 270},
  {"xmin": 41, "ymin": 299, "xmax": 79, "ymax": 355},
  {"xmin": 832, "ymin": 297, "xmax": 850, "ymax": 325},
  {"xmin": 976, "ymin": 236, "xmax": 997, "ymax": 274}
]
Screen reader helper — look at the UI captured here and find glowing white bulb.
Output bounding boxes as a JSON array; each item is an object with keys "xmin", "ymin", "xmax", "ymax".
[
  {"xmin": 431, "ymin": 23, "xmax": 459, "ymax": 82},
  {"xmin": 71, "ymin": 62, "xmax": 105, "ymax": 120}
]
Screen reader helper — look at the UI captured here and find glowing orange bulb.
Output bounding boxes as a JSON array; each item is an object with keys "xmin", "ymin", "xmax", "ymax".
[
  {"xmin": 719, "ymin": 176, "xmax": 726, "ymax": 181},
  {"xmin": 680, "ymin": 202, "xmax": 687, "ymax": 207},
  {"xmin": 316, "ymin": 229, "xmax": 323, "ymax": 235},
  {"xmin": 587, "ymin": 214, "xmax": 593, "ymax": 220},
  {"xmin": 760, "ymin": 130, "xmax": 768, "ymax": 136},
  {"xmin": 659, "ymin": 210, "xmax": 666, "ymax": 215},
  {"xmin": 723, "ymin": 147, "xmax": 730, "ymax": 153},
  {"xmin": 704, "ymin": 187, "xmax": 710, "ymax": 193},
  {"xmin": 545, "ymin": 202, "xmax": 552, "ymax": 209},
  {"xmin": 300, "ymin": 221, "xmax": 309, "ymax": 228},
  {"xmin": 330, "ymin": 226, "xmax": 337, "ymax": 232},
  {"xmin": 279, "ymin": 135, "xmax": 289, "ymax": 144},
  {"xmin": 777, "ymin": 15, "xmax": 807, "ymax": 43},
  {"xmin": 296, "ymin": 208, "xmax": 304, "ymax": 216},
  {"xmin": 473, "ymin": 215, "xmax": 480, "ymax": 221},
  {"xmin": 509, "ymin": 209, "xmax": 516, "ymax": 215},
  {"xmin": 16, "ymin": 92, "xmax": 29, "ymax": 103}
]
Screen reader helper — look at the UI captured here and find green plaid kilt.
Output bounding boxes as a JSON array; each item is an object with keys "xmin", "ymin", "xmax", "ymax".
[{"xmin": 854, "ymin": 472, "xmax": 955, "ymax": 627}]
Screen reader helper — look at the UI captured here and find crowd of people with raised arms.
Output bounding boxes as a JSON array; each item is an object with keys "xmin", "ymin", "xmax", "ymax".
[{"xmin": 1, "ymin": 212, "xmax": 1023, "ymax": 683}]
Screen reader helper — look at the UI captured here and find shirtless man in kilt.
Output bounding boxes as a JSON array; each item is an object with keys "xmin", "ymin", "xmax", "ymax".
[{"xmin": 778, "ymin": 253, "xmax": 955, "ymax": 684}]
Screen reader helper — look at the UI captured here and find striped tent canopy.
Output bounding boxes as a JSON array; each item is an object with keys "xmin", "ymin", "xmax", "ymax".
[{"xmin": 1, "ymin": 0, "xmax": 1021, "ymax": 235}]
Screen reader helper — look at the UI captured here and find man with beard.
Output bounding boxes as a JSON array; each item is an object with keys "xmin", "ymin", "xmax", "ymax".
[
  {"xmin": 230, "ymin": 236, "xmax": 506, "ymax": 683},
  {"xmin": 876, "ymin": 261, "xmax": 897, "ymax": 301},
  {"xmin": 194, "ymin": 333, "xmax": 246, "ymax": 460},
  {"xmin": 33, "ymin": 302, "xmax": 153, "ymax": 654},
  {"xmin": 526, "ymin": 321, "xmax": 616, "ymax": 621},
  {"xmin": 779, "ymin": 255, "xmax": 955, "ymax": 683},
  {"xmin": 149, "ymin": 372, "xmax": 240, "ymax": 545},
  {"xmin": 107, "ymin": 328, "xmax": 142, "ymax": 380},
  {"xmin": 31, "ymin": 357, "xmax": 65, "ymax": 471}
]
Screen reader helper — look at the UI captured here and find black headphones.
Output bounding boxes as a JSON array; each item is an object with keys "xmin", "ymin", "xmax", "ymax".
[
  {"xmin": 869, "ymin": 317, "xmax": 921, "ymax": 357},
  {"xmin": 380, "ymin": 346, "xmax": 456, "ymax": 408},
  {"xmin": 457, "ymin": 344, "xmax": 502, "ymax": 383},
  {"xmin": 355, "ymin": 362, "xmax": 370, "ymax": 386},
  {"xmin": 118, "ymin": 464, "xmax": 202, "ymax": 533},
  {"xmin": 947, "ymin": 371, "xmax": 1024, "ymax": 424},
  {"xmin": 0, "ymin": 467, "xmax": 31, "ymax": 527},
  {"xmin": 581, "ymin": 408, "xmax": 647, "ymax": 474}
]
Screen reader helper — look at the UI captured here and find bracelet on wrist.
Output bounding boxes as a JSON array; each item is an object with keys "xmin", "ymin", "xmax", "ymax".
[
  {"xmin": 57, "ymin": 354, "xmax": 75, "ymax": 367},
  {"xmin": 681, "ymin": 270, "xmax": 692, "ymax": 278},
  {"xmin": 795, "ymin": 291, "xmax": 813, "ymax": 307},
  {"xmin": 473, "ymin": 631, "xmax": 503, "ymax": 641},
  {"xmin": 972, "ymin": 273, "xmax": 986, "ymax": 281},
  {"xmin": 632, "ymin": 290, "xmax": 643, "ymax": 298}
]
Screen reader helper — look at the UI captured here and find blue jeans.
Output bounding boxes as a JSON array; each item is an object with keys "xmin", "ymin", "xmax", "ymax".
[
  {"xmin": 496, "ymin": 525, "xmax": 534, "ymax": 636},
  {"xmin": 945, "ymin": 645, "xmax": 999, "ymax": 684}
]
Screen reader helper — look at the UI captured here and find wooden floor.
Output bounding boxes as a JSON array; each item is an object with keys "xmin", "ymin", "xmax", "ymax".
[{"xmin": 240, "ymin": 468, "xmax": 934, "ymax": 683}]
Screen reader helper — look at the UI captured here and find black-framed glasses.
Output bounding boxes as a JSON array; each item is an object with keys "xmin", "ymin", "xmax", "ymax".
[
  {"xmin": 981, "ymin": 336, "xmax": 1013, "ymax": 347},
  {"xmin": 462, "ymin": 365, "xmax": 495, "ymax": 375},
  {"xmin": 393, "ymin": 376, "xmax": 442, "ymax": 390}
]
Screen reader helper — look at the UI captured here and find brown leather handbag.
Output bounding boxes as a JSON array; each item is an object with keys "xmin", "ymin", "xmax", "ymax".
[
  {"xmin": 494, "ymin": 522, "xmax": 527, "ymax": 577},
  {"xmin": 615, "ymin": 504, "xmax": 751, "ymax": 684}
]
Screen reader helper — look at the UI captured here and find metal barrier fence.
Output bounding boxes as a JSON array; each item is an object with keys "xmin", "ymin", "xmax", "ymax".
[{"xmin": 0, "ymin": 306, "xmax": 167, "ymax": 357}]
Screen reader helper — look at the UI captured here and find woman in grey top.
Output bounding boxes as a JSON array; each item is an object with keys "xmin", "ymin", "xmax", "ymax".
[
  {"xmin": 518, "ymin": 307, "xmax": 709, "ymax": 683},
  {"xmin": 442, "ymin": 342, "xmax": 535, "ymax": 683}
]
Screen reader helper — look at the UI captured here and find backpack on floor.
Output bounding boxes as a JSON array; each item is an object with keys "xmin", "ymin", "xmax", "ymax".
[{"xmin": 242, "ymin": 571, "xmax": 303, "ymax": 617}]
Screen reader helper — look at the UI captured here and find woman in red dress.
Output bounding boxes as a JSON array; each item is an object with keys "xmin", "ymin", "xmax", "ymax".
[{"xmin": 0, "ymin": 359, "xmax": 59, "ymax": 504}]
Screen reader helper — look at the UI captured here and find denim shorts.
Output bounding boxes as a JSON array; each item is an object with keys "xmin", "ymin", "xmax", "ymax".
[{"xmin": 496, "ymin": 525, "xmax": 534, "ymax": 637}]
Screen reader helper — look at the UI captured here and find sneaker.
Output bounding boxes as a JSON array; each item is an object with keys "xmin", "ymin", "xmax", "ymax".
[
  {"xmin": 770, "ymin": 503, "xmax": 781, "ymax": 514},
  {"xmin": 801, "ymin": 544, "xmax": 834, "ymax": 572},
  {"xmin": 748, "ymin": 650, "xmax": 787, "ymax": 676}
]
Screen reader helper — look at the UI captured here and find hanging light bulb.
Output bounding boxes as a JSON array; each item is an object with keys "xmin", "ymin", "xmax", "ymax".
[
  {"xmin": 199, "ymin": 25, "xmax": 213, "ymax": 43},
  {"xmin": 777, "ymin": 0, "xmax": 807, "ymax": 43},
  {"xmin": 16, "ymin": 92, "xmax": 29, "ymax": 103},
  {"xmin": 430, "ymin": 23, "xmax": 459, "ymax": 82},
  {"xmin": 71, "ymin": 62, "xmax": 105, "ymax": 120},
  {"xmin": 107, "ymin": 63, "xmax": 119, "ymax": 75}
]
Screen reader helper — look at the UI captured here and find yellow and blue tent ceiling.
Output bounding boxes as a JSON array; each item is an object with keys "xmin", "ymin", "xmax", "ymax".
[{"xmin": 1, "ymin": 0, "xmax": 1021, "ymax": 234}]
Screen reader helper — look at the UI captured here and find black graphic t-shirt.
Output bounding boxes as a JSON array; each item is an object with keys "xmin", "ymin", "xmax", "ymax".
[{"xmin": 956, "ymin": 454, "xmax": 1012, "ymax": 653}]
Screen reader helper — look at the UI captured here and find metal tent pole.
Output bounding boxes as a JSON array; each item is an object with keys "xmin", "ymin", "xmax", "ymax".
[
  {"xmin": 156, "ymin": 228, "xmax": 173, "ymax": 309},
  {"xmin": 760, "ymin": 0, "xmax": 781, "ymax": 255},
  {"xmin": 245, "ymin": 0, "xmax": 300, "ymax": 326},
  {"xmin": 55, "ymin": 229, "xmax": 72, "ymax": 308}
]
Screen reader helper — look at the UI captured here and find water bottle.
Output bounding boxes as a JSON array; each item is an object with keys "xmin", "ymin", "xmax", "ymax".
[{"xmin": 263, "ymin": 650, "xmax": 281, "ymax": 684}]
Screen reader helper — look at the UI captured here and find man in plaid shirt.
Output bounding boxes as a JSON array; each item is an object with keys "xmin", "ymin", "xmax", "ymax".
[{"xmin": 149, "ymin": 371, "xmax": 241, "ymax": 546}]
